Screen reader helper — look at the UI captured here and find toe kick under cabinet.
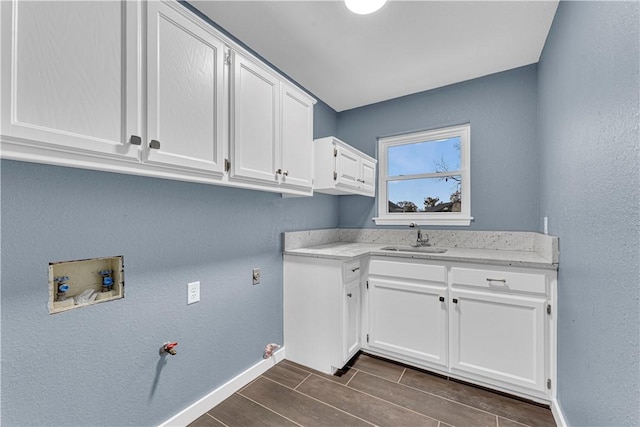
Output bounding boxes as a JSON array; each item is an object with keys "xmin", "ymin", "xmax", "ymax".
[{"xmin": 284, "ymin": 253, "xmax": 557, "ymax": 403}]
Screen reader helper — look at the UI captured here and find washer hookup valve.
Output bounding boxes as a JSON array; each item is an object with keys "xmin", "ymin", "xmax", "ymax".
[
  {"xmin": 99, "ymin": 270, "xmax": 113, "ymax": 292},
  {"xmin": 160, "ymin": 342, "xmax": 178, "ymax": 356},
  {"xmin": 54, "ymin": 276, "xmax": 70, "ymax": 301}
]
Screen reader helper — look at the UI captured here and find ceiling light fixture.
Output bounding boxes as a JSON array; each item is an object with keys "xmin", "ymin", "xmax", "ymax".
[{"xmin": 345, "ymin": 0, "xmax": 388, "ymax": 15}]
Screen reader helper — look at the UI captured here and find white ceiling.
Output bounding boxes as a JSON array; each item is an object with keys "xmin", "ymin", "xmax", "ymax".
[{"xmin": 190, "ymin": 1, "xmax": 559, "ymax": 112}]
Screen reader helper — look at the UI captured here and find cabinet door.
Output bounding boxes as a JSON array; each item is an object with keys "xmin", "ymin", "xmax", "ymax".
[
  {"xmin": 145, "ymin": 1, "xmax": 225, "ymax": 175},
  {"xmin": 368, "ymin": 277, "xmax": 448, "ymax": 368},
  {"xmin": 335, "ymin": 146, "xmax": 360, "ymax": 190},
  {"xmin": 450, "ymin": 289, "xmax": 547, "ymax": 393},
  {"xmin": 344, "ymin": 279, "xmax": 361, "ymax": 362},
  {"xmin": 1, "ymin": 0, "xmax": 140, "ymax": 161},
  {"xmin": 280, "ymin": 83, "xmax": 313, "ymax": 191},
  {"xmin": 360, "ymin": 157, "xmax": 376, "ymax": 195},
  {"xmin": 230, "ymin": 51, "xmax": 280, "ymax": 185}
]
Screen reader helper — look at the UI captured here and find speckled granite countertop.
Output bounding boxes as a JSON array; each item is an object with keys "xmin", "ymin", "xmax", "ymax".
[{"xmin": 283, "ymin": 229, "xmax": 559, "ymax": 270}]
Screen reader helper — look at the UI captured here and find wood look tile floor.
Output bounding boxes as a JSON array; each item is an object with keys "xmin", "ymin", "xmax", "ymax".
[{"xmin": 190, "ymin": 353, "xmax": 556, "ymax": 427}]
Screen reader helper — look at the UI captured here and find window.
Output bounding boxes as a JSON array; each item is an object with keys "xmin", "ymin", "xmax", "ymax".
[{"xmin": 374, "ymin": 124, "xmax": 472, "ymax": 226}]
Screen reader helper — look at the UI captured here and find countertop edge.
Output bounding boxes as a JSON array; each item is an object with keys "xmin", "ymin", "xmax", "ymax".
[{"xmin": 283, "ymin": 247, "xmax": 558, "ymax": 271}]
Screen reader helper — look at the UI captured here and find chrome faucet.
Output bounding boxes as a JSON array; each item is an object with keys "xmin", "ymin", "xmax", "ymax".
[{"xmin": 409, "ymin": 222, "xmax": 430, "ymax": 246}]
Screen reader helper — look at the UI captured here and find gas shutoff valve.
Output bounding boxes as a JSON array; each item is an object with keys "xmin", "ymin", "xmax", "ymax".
[{"xmin": 160, "ymin": 342, "xmax": 178, "ymax": 356}]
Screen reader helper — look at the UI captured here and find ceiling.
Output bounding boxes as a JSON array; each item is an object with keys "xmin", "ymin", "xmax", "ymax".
[{"xmin": 189, "ymin": 1, "xmax": 559, "ymax": 112}]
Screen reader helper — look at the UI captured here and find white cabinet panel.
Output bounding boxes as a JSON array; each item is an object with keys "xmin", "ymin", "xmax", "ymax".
[
  {"xmin": 230, "ymin": 51, "xmax": 280, "ymax": 186},
  {"xmin": 336, "ymin": 146, "xmax": 361, "ymax": 190},
  {"xmin": 368, "ymin": 277, "xmax": 448, "ymax": 368},
  {"xmin": 1, "ymin": 0, "xmax": 140, "ymax": 160},
  {"xmin": 450, "ymin": 289, "xmax": 547, "ymax": 393},
  {"xmin": 344, "ymin": 279, "xmax": 361, "ymax": 361},
  {"xmin": 360, "ymin": 158, "xmax": 376, "ymax": 195},
  {"xmin": 280, "ymin": 83, "xmax": 314, "ymax": 191},
  {"xmin": 145, "ymin": 1, "xmax": 225, "ymax": 175}
]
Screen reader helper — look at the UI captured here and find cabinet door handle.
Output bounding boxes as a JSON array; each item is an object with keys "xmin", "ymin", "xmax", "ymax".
[
  {"xmin": 130, "ymin": 135, "xmax": 142, "ymax": 145},
  {"xmin": 439, "ymin": 296, "xmax": 445, "ymax": 302},
  {"xmin": 276, "ymin": 169, "xmax": 282, "ymax": 175},
  {"xmin": 282, "ymin": 170, "xmax": 289, "ymax": 176},
  {"xmin": 149, "ymin": 140, "xmax": 161, "ymax": 149},
  {"xmin": 357, "ymin": 178, "xmax": 365, "ymax": 183},
  {"xmin": 486, "ymin": 278, "xmax": 507, "ymax": 284},
  {"xmin": 351, "ymin": 267, "xmax": 360, "ymax": 272},
  {"xmin": 452, "ymin": 298, "xmax": 458, "ymax": 304},
  {"xmin": 347, "ymin": 293, "xmax": 352, "ymax": 298}
]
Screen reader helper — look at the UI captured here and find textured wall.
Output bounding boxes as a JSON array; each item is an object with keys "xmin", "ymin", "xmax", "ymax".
[
  {"xmin": 0, "ymin": 71, "xmax": 338, "ymax": 427},
  {"xmin": 537, "ymin": 1, "xmax": 640, "ymax": 425},
  {"xmin": 336, "ymin": 64, "xmax": 540, "ymax": 231},
  {"xmin": 0, "ymin": 160, "xmax": 338, "ymax": 426}
]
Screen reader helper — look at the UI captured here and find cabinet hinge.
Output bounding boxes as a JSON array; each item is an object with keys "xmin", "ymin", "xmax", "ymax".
[
  {"xmin": 366, "ymin": 280, "xmax": 369, "ymax": 290},
  {"xmin": 224, "ymin": 51, "xmax": 231, "ymax": 65},
  {"xmin": 333, "ymin": 171, "xmax": 337, "ymax": 180},
  {"xmin": 547, "ymin": 379, "xmax": 552, "ymax": 389},
  {"xmin": 224, "ymin": 158, "xmax": 231, "ymax": 172},
  {"xmin": 547, "ymin": 304, "xmax": 551, "ymax": 315},
  {"xmin": 334, "ymin": 147, "xmax": 337, "ymax": 157},
  {"xmin": 366, "ymin": 334, "xmax": 369, "ymax": 343}
]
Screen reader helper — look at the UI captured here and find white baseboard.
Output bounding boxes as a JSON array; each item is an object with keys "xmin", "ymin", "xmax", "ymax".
[
  {"xmin": 159, "ymin": 347, "xmax": 286, "ymax": 427},
  {"xmin": 551, "ymin": 398, "xmax": 567, "ymax": 427}
]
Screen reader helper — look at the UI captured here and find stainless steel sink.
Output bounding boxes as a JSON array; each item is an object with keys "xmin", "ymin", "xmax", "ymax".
[{"xmin": 380, "ymin": 245, "xmax": 447, "ymax": 253}]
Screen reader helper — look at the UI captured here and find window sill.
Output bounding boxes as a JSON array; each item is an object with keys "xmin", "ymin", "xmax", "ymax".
[{"xmin": 372, "ymin": 216, "xmax": 473, "ymax": 226}]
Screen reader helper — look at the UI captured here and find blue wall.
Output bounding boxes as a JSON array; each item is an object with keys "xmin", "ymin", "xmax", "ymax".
[
  {"xmin": 336, "ymin": 64, "xmax": 540, "ymax": 231},
  {"xmin": 0, "ymin": 112, "xmax": 338, "ymax": 425},
  {"xmin": 537, "ymin": 1, "xmax": 640, "ymax": 425}
]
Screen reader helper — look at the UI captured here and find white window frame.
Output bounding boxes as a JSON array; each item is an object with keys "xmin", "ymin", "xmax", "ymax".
[{"xmin": 373, "ymin": 123, "xmax": 472, "ymax": 226}]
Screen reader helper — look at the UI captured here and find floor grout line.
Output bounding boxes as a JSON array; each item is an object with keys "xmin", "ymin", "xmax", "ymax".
[
  {"xmin": 326, "ymin": 372, "xmax": 443, "ymax": 425},
  {"xmin": 236, "ymin": 390, "xmax": 304, "ymax": 427},
  {"xmin": 355, "ymin": 368, "xmax": 512, "ymax": 419},
  {"xmin": 259, "ymin": 374, "xmax": 376, "ymax": 426},
  {"xmin": 344, "ymin": 369, "xmax": 358, "ymax": 387},
  {"xmin": 398, "ymin": 367, "xmax": 407, "ymax": 383},
  {"xmin": 294, "ymin": 373, "xmax": 312, "ymax": 391},
  {"xmin": 205, "ymin": 413, "xmax": 229, "ymax": 427},
  {"xmin": 195, "ymin": 357, "xmax": 553, "ymax": 427}
]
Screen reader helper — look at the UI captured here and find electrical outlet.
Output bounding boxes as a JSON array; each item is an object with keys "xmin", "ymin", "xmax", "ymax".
[
  {"xmin": 252, "ymin": 268, "xmax": 261, "ymax": 285},
  {"xmin": 187, "ymin": 281, "xmax": 200, "ymax": 304}
]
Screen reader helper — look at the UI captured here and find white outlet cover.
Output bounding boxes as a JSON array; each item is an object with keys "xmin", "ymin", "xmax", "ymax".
[{"xmin": 187, "ymin": 281, "xmax": 200, "ymax": 304}]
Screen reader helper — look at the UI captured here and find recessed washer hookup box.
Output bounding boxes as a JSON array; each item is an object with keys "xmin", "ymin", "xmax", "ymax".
[{"xmin": 48, "ymin": 256, "xmax": 124, "ymax": 314}]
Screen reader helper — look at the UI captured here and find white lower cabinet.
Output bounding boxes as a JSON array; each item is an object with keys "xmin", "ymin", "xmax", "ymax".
[
  {"xmin": 367, "ymin": 258, "xmax": 448, "ymax": 369},
  {"xmin": 278, "ymin": 254, "xmax": 558, "ymax": 403},
  {"xmin": 449, "ymin": 288, "xmax": 547, "ymax": 395},
  {"xmin": 284, "ymin": 255, "xmax": 361, "ymax": 374}
]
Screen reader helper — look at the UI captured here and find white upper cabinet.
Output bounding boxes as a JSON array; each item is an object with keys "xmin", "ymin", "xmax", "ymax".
[
  {"xmin": 229, "ymin": 51, "xmax": 314, "ymax": 194},
  {"xmin": 1, "ymin": 0, "xmax": 315, "ymax": 194},
  {"xmin": 229, "ymin": 50, "xmax": 281, "ymax": 186},
  {"xmin": 280, "ymin": 82, "xmax": 314, "ymax": 192},
  {"xmin": 1, "ymin": 0, "xmax": 141, "ymax": 163},
  {"xmin": 145, "ymin": 1, "xmax": 226, "ymax": 176},
  {"xmin": 314, "ymin": 136, "xmax": 377, "ymax": 197}
]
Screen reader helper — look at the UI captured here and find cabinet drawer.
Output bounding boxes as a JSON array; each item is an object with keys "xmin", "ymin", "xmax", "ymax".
[
  {"xmin": 450, "ymin": 267, "xmax": 546, "ymax": 295},
  {"xmin": 343, "ymin": 260, "xmax": 361, "ymax": 283},
  {"xmin": 369, "ymin": 258, "xmax": 446, "ymax": 283}
]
